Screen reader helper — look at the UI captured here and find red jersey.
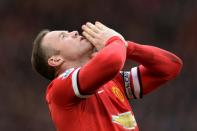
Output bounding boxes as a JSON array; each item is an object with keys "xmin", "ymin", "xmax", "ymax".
[
  {"xmin": 46, "ymin": 67, "xmax": 142, "ymax": 131},
  {"xmin": 45, "ymin": 36, "xmax": 182, "ymax": 131}
]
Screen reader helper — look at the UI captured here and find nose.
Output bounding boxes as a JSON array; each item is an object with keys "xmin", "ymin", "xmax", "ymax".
[{"xmin": 70, "ymin": 31, "xmax": 79, "ymax": 38}]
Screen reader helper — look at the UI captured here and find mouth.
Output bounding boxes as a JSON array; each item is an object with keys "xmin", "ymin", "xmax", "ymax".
[{"xmin": 80, "ymin": 36, "xmax": 86, "ymax": 41}]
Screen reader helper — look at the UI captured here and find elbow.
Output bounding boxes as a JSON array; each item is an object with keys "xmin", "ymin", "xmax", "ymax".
[{"xmin": 164, "ymin": 57, "xmax": 183, "ymax": 80}]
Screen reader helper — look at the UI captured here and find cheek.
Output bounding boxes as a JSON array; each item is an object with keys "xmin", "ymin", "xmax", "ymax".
[
  {"xmin": 61, "ymin": 39, "xmax": 77, "ymax": 52},
  {"xmin": 61, "ymin": 45, "xmax": 80, "ymax": 60},
  {"xmin": 60, "ymin": 40, "xmax": 92, "ymax": 60}
]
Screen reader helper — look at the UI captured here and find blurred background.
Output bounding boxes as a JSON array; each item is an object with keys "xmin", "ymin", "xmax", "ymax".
[{"xmin": 0, "ymin": 0, "xmax": 196, "ymax": 130}]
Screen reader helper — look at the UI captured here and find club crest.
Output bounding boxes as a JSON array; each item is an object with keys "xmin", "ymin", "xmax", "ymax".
[{"xmin": 111, "ymin": 86, "xmax": 125, "ymax": 103}]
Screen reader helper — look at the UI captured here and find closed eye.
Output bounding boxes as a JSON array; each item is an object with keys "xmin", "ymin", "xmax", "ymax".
[
  {"xmin": 59, "ymin": 32, "xmax": 68, "ymax": 39},
  {"xmin": 62, "ymin": 34, "xmax": 66, "ymax": 38}
]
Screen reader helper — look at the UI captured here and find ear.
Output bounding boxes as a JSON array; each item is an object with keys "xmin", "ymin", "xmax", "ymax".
[{"xmin": 48, "ymin": 55, "xmax": 64, "ymax": 67}]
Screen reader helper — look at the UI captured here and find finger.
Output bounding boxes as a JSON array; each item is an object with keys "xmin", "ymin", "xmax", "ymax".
[
  {"xmin": 86, "ymin": 22, "xmax": 100, "ymax": 33},
  {"xmin": 82, "ymin": 25, "xmax": 97, "ymax": 37},
  {"xmin": 82, "ymin": 31, "xmax": 95, "ymax": 44},
  {"xmin": 95, "ymin": 21, "xmax": 108, "ymax": 30}
]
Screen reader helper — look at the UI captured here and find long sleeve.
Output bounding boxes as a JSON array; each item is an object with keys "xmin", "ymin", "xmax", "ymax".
[{"xmin": 126, "ymin": 41, "xmax": 183, "ymax": 95}]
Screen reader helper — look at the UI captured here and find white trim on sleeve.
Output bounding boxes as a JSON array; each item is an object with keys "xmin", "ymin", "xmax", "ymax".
[
  {"xmin": 71, "ymin": 68, "xmax": 91, "ymax": 98},
  {"xmin": 131, "ymin": 67, "xmax": 141, "ymax": 99}
]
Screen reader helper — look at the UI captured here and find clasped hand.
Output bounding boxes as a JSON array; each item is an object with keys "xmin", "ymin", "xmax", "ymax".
[{"xmin": 82, "ymin": 21, "xmax": 127, "ymax": 51}]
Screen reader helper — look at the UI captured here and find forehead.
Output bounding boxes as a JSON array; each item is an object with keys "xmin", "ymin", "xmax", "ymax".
[
  {"xmin": 42, "ymin": 31, "xmax": 64, "ymax": 48},
  {"xmin": 43, "ymin": 31, "xmax": 62, "ymax": 43}
]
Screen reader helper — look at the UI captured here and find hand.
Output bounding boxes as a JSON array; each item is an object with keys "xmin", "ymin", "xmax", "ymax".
[{"xmin": 82, "ymin": 21, "xmax": 126, "ymax": 51}]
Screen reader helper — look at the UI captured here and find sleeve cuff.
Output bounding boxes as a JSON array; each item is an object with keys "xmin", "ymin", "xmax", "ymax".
[{"xmin": 105, "ymin": 36, "xmax": 125, "ymax": 46}]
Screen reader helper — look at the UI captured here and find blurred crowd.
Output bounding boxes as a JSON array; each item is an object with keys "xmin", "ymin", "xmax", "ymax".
[{"xmin": 0, "ymin": 0, "xmax": 196, "ymax": 131}]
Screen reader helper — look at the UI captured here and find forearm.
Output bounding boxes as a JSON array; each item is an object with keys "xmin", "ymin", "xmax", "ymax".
[
  {"xmin": 127, "ymin": 41, "xmax": 183, "ymax": 79},
  {"xmin": 79, "ymin": 37, "xmax": 126, "ymax": 94}
]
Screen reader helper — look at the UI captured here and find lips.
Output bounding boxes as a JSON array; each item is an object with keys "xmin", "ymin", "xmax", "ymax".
[{"xmin": 80, "ymin": 36, "xmax": 85, "ymax": 41}]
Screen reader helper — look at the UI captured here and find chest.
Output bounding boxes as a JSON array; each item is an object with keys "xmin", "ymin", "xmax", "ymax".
[{"xmin": 95, "ymin": 81, "xmax": 131, "ymax": 112}]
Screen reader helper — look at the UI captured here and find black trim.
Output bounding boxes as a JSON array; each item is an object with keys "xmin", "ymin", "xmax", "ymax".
[
  {"xmin": 137, "ymin": 67, "xmax": 143, "ymax": 98},
  {"xmin": 121, "ymin": 72, "xmax": 129, "ymax": 100},
  {"xmin": 123, "ymin": 71, "xmax": 136, "ymax": 99}
]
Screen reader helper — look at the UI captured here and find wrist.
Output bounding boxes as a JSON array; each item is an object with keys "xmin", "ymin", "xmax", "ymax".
[{"xmin": 105, "ymin": 36, "xmax": 126, "ymax": 46}]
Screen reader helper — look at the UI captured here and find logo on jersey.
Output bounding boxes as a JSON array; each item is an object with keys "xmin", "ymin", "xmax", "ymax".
[
  {"xmin": 58, "ymin": 68, "xmax": 74, "ymax": 79},
  {"xmin": 112, "ymin": 111, "xmax": 137, "ymax": 130},
  {"xmin": 111, "ymin": 86, "xmax": 125, "ymax": 103}
]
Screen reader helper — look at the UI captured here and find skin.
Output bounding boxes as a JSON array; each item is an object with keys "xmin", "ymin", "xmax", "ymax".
[{"xmin": 41, "ymin": 21, "xmax": 124, "ymax": 76}]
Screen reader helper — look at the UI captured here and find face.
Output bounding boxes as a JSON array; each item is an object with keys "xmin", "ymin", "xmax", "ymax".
[{"xmin": 42, "ymin": 30, "xmax": 94, "ymax": 61}]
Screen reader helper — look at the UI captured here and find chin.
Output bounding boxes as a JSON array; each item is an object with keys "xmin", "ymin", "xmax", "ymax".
[{"xmin": 83, "ymin": 41, "xmax": 94, "ymax": 50}]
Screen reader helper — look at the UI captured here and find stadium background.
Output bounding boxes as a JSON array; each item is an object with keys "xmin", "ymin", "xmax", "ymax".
[{"xmin": 0, "ymin": 0, "xmax": 196, "ymax": 130}]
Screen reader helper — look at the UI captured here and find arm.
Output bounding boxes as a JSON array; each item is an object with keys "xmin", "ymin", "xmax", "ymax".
[
  {"xmin": 78, "ymin": 37, "xmax": 126, "ymax": 95},
  {"xmin": 76, "ymin": 22, "xmax": 127, "ymax": 96},
  {"xmin": 126, "ymin": 41, "xmax": 183, "ymax": 95}
]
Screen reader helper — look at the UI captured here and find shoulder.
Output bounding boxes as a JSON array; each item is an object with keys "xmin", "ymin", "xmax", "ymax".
[
  {"xmin": 58, "ymin": 68, "xmax": 75, "ymax": 80},
  {"xmin": 45, "ymin": 68, "xmax": 82, "ymax": 105},
  {"xmin": 46, "ymin": 68, "xmax": 77, "ymax": 96}
]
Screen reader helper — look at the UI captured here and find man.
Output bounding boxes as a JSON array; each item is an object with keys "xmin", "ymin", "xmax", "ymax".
[{"xmin": 31, "ymin": 21, "xmax": 182, "ymax": 131}]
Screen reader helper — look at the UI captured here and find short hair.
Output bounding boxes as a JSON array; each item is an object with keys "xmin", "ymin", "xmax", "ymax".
[{"xmin": 31, "ymin": 30, "xmax": 56, "ymax": 80}]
